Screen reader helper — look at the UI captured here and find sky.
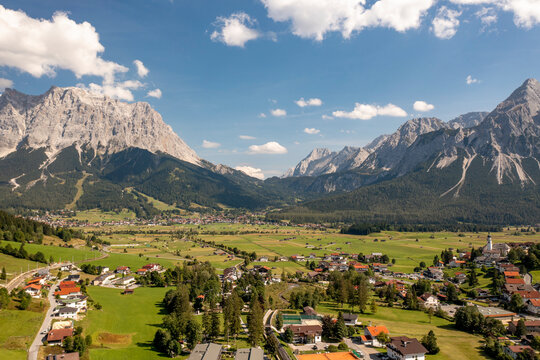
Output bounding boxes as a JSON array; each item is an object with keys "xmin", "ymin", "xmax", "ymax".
[{"xmin": 0, "ymin": 1, "xmax": 540, "ymax": 179}]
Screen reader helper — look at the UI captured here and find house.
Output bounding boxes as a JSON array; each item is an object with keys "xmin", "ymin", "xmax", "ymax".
[
  {"xmin": 503, "ymin": 345, "xmax": 535, "ymax": 360},
  {"xmin": 116, "ymin": 266, "xmax": 131, "ymax": 275},
  {"xmin": 291, "ymin": 255, "xmax": 305, "ymax": 262},
  {"xmin": 418, "ymin": 293, "xmax": 439, "ymax": 308},
  {"xmin": 303, "ymin": 306, "xmax": 317, "ymax": 316},
  {"xmin": 188, "ymin": 343, "xmax": 223, "ymax": 360},
  {"xmin": 57, "ymin": 306, "xmax": 79, "ymax": 319},
  {"xmin": 35, "ymin": 268, "xmax": 50, "ymax": 279},
  {"xmin": 59, "ymin": 281, "xmax": 77, "ymax": 289},
  {"xmin": 92, "ymin": 273, "xmax": 115, "ymax": 286},
  {"xmin": 27, "ymin": 277, "xmax": 46, "ymax": 286},
  {"xmin": 448, "ymin": 260, "xmax": 466, "ymax": 268},
  {"xmin": 47, "ymin": 328, "xmax": 74, "ymax": 346},
  {"xmin": 287, "ymin": 324, "xmax": 323, "ymax": 344},
  {"xmin": 46, "ymin": 353, "xmax": 79, "ymax": 360},
  {"xmin": 142, "ymin": 264, "xmax": 161, "ymax": 272},
  {"xmin": 223, "ymin": 267, "xmax": 242, "ymax": 282},
  {"xmin": 24, "ymin": 284, "xmax": 42, "ymax": 298},
  {"xmin": 363, "ymin": 325, "xmax": 389, "ymax": 347},
  {"xmin": 258, "ymin": 257, "xmax": 269, "ymax": 262},
  {"xmin": 476, "ymin": 306, "xmax": 517, "ymax": 322},
  {"xmin": 235, "ymin": 348, "xmax": 264, "ymax": 360},
  {"xmin": 343, "ymin": 313, "xmax": 360, "ymax": 326},
  {"xmin": 66, "ymin": 274, "xmax": 80, "ymax": 282},
  {"xmin": 116, "ymin": 276, "xmax": 136, "ymax": 286},
  {"xmin": 100, "ymin": 267, "xmax": 110, "ymax": 274},
  {"xmin": 54, "ymin": 287, "xmax": 81, "ymax": 299},
  {"xmin": 353, "ymin": 264, "xmax": 369, "ymax": 272},
  {"xmin": 386, "ymin": 336, "xmax": 427, "ymax": 360},
  {"xmin": 59, "ymin": 296, "xmax": 87, "ymax": 311},
  {"xmin": 526, "ymin": 299, "xmax": 540, "ymax": 315},
  {"xmin": 136, "ymin": 268, "xmax": 148, "ymax": 276},
  {"xmin": 424, "ymin": 267, "xmax": 443, "ymax": 280},
  {"xmin": 508, "ymin": 320, "xmax": 540, "ymax": 334}
]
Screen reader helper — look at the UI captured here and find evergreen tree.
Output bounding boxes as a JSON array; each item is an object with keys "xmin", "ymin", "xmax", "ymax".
[
  {"xmin": 248, "ymin": 300, "xmax": 264, "ymax": 346},
  {"xmin": 283, "ymin": 327, "xmax": 294, "ymax": 343},
  {"xmin": 421, "ymin": 330, "xmax": 440, "ymax": 354},
  {"xmin": 335, "ymin": 312, "xmax": 347, "ymax": 340},
  {"xmin": 446, "ymin": 283, "xmax": 459, "ymax": 303},
  {"xmin": 509, "ymin": 293, "xmax": 524, "ymax": 313},
  {"xmin": 185, "ymin": 319, "xmax": 202, "ymax": 350},
  {"xmin": 275, "ymin": 311, "xmax": 283, "ymax": 330},
  {"xmin": 370, "ymin": 299, "xmax": 377, "ymax": 314},
  {"xmin": 202, "ymin": 311, "xmax": 211, "ymax": 338},
  {"xmin": 210, "ymin": 311, "xmax": 221, "ymax": 339},
  {"xmin": 515, "ymin": 318, "xmax": 527, "ymax": 337},
  {"xmin": 357, "ymin": 276, "xmax": 370, "ymax": 313},
  {"xmin": 468, "ymin": 269, "xmax": 478, "ymax": 286},
  {"xmin": 0, "ymin": 267, "xmax": 6, "ymax": 281}
]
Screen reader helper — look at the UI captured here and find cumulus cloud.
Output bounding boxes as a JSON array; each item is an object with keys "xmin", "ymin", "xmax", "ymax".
[
  {"xmin": 133, "ymin": 60, "xmax": 149, "ymax": 77},
  {"xmin": 466, "ymin": 75, "xmax": 479, "ymax": 84},
  {"xmin": 304, "ymin": 128, "xmax": 321, "ymax": 135},
  {"xmin": 211, "ymin": 12, "xmax": 260, "ymax": 47},
  {"xmin": 476, "ymin": 7, "xmax": 498, "ymax": 27},
  {"xmin": 431, "ymin": 6, "xmax": 461, "ymax": 39},
  {"xmin": 261, "ymin": 0, "xmax": 434, "ymax": 41},
  {"xmin": 0, "ymin": 6, "xmax": 127, "ymax": 83},
  {"xmin": 0, "ymin": 77, "xmax": 13, "ymax": 90},
  {"xmin": 202, "ymin": 140, "xmax": 221, "ymax": 149},
  {"xmin": 80, "ymin": 80, "xmax": 144, "ymax": 102},
  {"xmin": 322, "ymin": 114, "xmax": 334, "ymax": 120},
  {"xmin": 413, "ymin": 100, "xmax": 435, "ymax": 112},
  {"xmin": 248, "ymin": 141, "xmax": 288, "ymax": 154},
  {"xmin": 296, "ymin": 97, "xmax": 323, "ymax": 107},
  {"xmin": 271, "ymin": 108, "xmax": 287, "ymax": 117},
  {"xmin": 235, "ymin": 165, "xmax": 265, "ymax": 179},
  {"xmin": 239, "ymin": 135, "xmax": 256, "ymax": 140},
  {"xmin": 333, "ymin": 103, "xmax": 407, "ymax": 120},
  {"xmin": 449, "ymin": 0, "xmax": 540, "ymax": 28},
  {"xmin": 147, "ymin": 88, "xmax": 162, "ymax": 99}
]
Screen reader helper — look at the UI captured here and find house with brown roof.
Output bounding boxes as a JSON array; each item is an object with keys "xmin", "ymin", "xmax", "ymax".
[
  {"xmin": 286, "ymin": 324, "xmax": 322, "ymax": 344},
  {"xmin": 386, "ymin": 336, "xmax": 427, "ymax": 360},
  {"xmin": 503, "ymin": 345, "xmax": 535, "ymax": 360},
  {"xmin": 527, "ymin": 299, "xmax": 540, "ymax": 315},
  {"xmin": 418, "ymin": 293, "xmax": 439, "ymax": 308},
  {"xmin": 508, "ymin": 320, "xmax": 540, "ymax": 334},
  {"xmin": 47, "ymin": 328, "xmax": 74, "ymax": 346}
]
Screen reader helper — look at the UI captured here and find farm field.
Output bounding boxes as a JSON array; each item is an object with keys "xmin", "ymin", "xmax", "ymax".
[
  {"xmin": 0, "ymin": 240, "xmax": 97, "ymax": 264},
  {"xmin": 316, "ymin": 301, "xmax": 484, "ymax": 360},
  {"xmin": 0, "ymin": 253, "xmax": 40, "ymax": 282},
  {"xmin": 0, "ymin": 303, "xmax": 47, "ymax": 360},
  {"xmin": 80, "ymin": 286, "xmax": 169, "ymax": 360}
]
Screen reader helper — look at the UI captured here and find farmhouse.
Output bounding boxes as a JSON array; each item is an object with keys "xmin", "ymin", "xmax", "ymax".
[
  {"xmin": 47, "ymin": 328, "xmax": 74, "ymax": 346},
  {"xmin": 188, "ymin": 343, "xmax": 223, "ymax": 360},
  {"xmin": 386, "ymin": 336, "xmax": 427, "ymax": 360}
]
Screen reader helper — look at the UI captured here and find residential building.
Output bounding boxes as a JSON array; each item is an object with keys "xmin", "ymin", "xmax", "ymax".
[
  {"xmin": 503, "ymin": 345, "xmax": 535, "ymax": 360},
  {"xmin": 424, "ymin": 267, "xmax": 443, "ymax": 280},
  {"xmin": 287, "ymin": 324, "xmax": 323, "ymax": 344},
  {"xmin": 116, "ymin": 266, "xmax": 131, "ymax": 275},
  {"xmin": 188, "ymin": 343, "xmax": 223, "ymax": 360},
  {"xmin": 343, "ymin": 313, "xmax": 359, "ymax": 326},
  {"xmin": 418, "ymin": 293, "xmax": 439, "ymax": 308},
  {"xmin": 57, "ymin": 306, "xmax": 79, "ymax": 319},
  {"xmin": 54, "ymin": 287, "xmax": 81, "ymax": 299},
  {"xmin": 46, "ymin": 353, "xmax": 79, "ymax": 360},
  {"xmin": 92, "ymin": 273, "xmax": 115, "ymax": 286},
  {"xmin": 47, "ymin": 328, "xmax": 74, "ymax": 346},
  {"xmin": 508, "ymin": 320, "xmax": 540, "ymax": 334},
  {"xmin": 116, "ymin": 276, "xmax": 136, "ymax": 286},
  {"xmin": 303, "ymin": 306, "xmax": 317, "ymax": 316},
  {"xmin": 24, "ymin": 284, "xmax": 42, "ymax": 298},
  {"xmin": 527, "ymin": 299, "xmax": 540, "ymax": 315},
  {"xmin": 363, "ymin": 325, "xmax": 389, "ymax": 347},
  {"xmin": 235, "ymin": 348, "xmax": 264, "ymax": 360},
  {"xmin": 386, "ymin": 336, "xmax": 428, "ymax": 360}
]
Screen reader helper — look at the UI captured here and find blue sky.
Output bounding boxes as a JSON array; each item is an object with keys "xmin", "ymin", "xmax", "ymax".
[{"xmin": 1, "ymin": 0, "xmax": 540, "ymax": 179}]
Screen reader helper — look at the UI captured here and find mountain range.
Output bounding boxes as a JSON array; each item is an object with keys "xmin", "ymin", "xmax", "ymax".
[{"xmin": 0, "ymin": 80, "xmax": 538, "ymax": 224}]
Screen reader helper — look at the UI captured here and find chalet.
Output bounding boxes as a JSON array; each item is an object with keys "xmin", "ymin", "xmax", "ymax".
[
  {"xmin": 343, "ymin": 313, "xmax": 359, "ymax": 326},
  {"xmin": 353, "ymin": 264, "xmax": 369, "ymax": 272},
  {"xmin": 526, "ymin": 299, "xmax": 540, "ymax": 315},
  {"xmin": 508, "ymin": 320, "xmax": 540, "ymax": 334},
  {"xmin": 372, "ymin": 263, "xmax": 388, "ymax": 272},
  {"xmin": 286, "ymin": 324, "xmax": 322, "ymax": 344},
  {"xmin": 418, "ymin": 293, "xmax": 439, "ymax": 308},
  {"xmin": 386, "ymin": 336, "xmax": 427, "ymax": 360},
  {"xmin": 454, "ymin": 273, "xmax": 467, "ymax": 284},
  {"xmin": 503, "ymin": 345, "xmax": 535, "ymax": 360},
  {"xmin": 363, "ymin": 325, "xmax": 389, "ymax": 347},
  {"xmin": 116, "ymin": 276, "xmax": 136, "ymax": 286},
  {"xmin": 116, "ymin": 266, "xmax": 131, "ymax": 275},
  {"xmin": 47, "ymin": 328, "xmax": 74, "ymax": 346},
  {"xmin": 57, "ymin": 306, "xmax": 79, "ymax": 319},
  {"xmin": 92, "ymin": 273, "xmax": 115, "ymax": 286},
  {"xmin": 46, "ymin": 353, "xmax": 80, "ymax": 360},
  {"xmin": 24, "ymin": 284, "xmax": 42, "ymax": 298},
  {"xmin": 59, "ymin": 281, "xmax": 77, "ymax": 290},
  {"xmin": 498, "ymin": 263, "xmax": 520, "ymax": 273}
]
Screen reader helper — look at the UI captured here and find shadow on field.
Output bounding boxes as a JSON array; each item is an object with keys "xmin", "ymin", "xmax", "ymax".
[{"xmin": 136, "ymin": 341, "xmax": 170, "ymax": 358}]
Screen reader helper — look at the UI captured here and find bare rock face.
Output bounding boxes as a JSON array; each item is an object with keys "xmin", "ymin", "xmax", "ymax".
[{"xmin": 0, "ymin": 86, "xmax": 200, "ymax": 165}]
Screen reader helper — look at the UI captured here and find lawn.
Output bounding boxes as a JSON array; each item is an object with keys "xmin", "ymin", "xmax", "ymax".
[
  {"xmin": 86, "ymin": 252, "xmax": 176, "ymax": 271},
  {"xmin": 0, "ymin": 305, "xmax": 47, "ymax": 359},
  {"xmin": 0, "ymin": 253, "xmax": 39, "ymax": 282},
  {"xmin": 80, "ymin": 286, "xmax": 170, "ymax": 359},
  {"xmin": 316, "ymin": 301, "xmax": 485, "ymax": 360}
]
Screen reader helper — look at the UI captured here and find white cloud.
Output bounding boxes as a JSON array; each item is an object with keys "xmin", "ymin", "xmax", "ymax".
[
  {"xmin": 449, "ymin": 0, "xmax": 540, "ymax": 28},
  {"xmin": 261, "ymin": 0, "xmax": 434, "ymax": 41},
  {"xmin": 466, "ymin": 75, "xmax": 479, "ymax": 84},
  {"xmin": 476, "ymin": 7, "xmax": 498, "ymax": 27},
  {"xmin": 413, "ymin": 100, "xmax": 435, "ymax": 112},
  {"xmin": 248, "ymin": 141, "xmax": 288, "ymax": 154},
  {"xmin": 0, "ymin": 6, "xmax": 127, "ymax": 83},
  {"xmin": 271, "ymin": 108, "xmax": 287, "ymax": 117},
  {"xmin": 322, "ymin": 114, "xmax": 334, "ymax": 120},
  {"xmin": 133, "ymin": 60, "xmax": 149, "ymax": 78},
  {"xmin": 235, "ymin": 165, "xmax": 265, "ymax": 179},
  {"xmin": 333, "ymin": 103, "xmax": 407, "ymax": 120},
  {"xmin": 80, "ymin": 80, "xmax": 144, "ymax": 102},
  {"xmin": 431, "ymin": 6, "xmax": 461, "ymax": 39},
  {"xmin": 239, "ymin": 135, "xmax": 256, "ymax": 140},
  {"xmin": 258, "ymin": 113, "xmax": 267, "ymax": 118},
  {"xmin": 202, "ymin": 140, "xmax": 221, "ymax": 149},
  {"xmin": 210, "ymin": 12, "xmax": 259, "ymax": 47},
  {"xmin": 304, "ymin": 128, "xmax": 321, "ymax": 135},
  {"xmin": 0, "ymin": 77, "xmax": 13, "ymax": 90},
  {"xmin": 296, "ymin": 97, "xmax": 323, "ymax": 107},
  {"xmin": 147, "ymin": 88, "xmax": 162, "ymax": 99}
]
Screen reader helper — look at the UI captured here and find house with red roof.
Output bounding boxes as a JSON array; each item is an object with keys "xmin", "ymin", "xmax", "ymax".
[
  {"xmin": 24, "ymin": 283, "xmax": 42, "ymax": 298},
  {"xmin": 54, "ymin": 287, "xmax": 81, "ymax": 298},
  {"xmin": 47, "ymin": 328, "xmax": 74, "ymax": 346},
  {"xmin": 503, "ymin": 345, "xmax": 535, "ymax": 359},
  {"xmin": 527, "ymin": 298, "xmax": 540, "ymax": 315},
  {"xmin": 363, "ymin": 325, "xmax": 389, "ymax": 347}
]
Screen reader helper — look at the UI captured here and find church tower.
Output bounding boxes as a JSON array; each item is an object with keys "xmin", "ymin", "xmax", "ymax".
[{"xmin": 486, "ymin": 233, "xmax": 493, "ymax": 251}]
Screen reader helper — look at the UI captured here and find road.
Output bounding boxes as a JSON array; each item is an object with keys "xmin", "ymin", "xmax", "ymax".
[{"xmin": 28, "ymin": 279, "xmax": 61, "ymax": 360}]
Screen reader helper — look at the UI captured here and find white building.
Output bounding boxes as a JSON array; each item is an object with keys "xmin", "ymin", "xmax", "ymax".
[{"xmin": 386, "ymin": 337, "xmax": 427, "ymax": 360}]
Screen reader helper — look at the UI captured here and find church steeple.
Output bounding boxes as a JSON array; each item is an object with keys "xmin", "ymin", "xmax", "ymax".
[{"xmin": 486, "ymin": 233, "xmax": 493, "ymax": 251}]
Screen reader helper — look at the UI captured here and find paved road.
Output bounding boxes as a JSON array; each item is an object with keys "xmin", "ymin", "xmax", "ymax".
[
  {"xmin": 2, "ymin": 264, "xmax": 61, "ymax": 292},
  {"xmin": 28, "ymin": 279, "xmax": 61, "ymax": 360},
  {"xmin": 345, "ymin": 338, "xmax": 382, "ymax": 360}
]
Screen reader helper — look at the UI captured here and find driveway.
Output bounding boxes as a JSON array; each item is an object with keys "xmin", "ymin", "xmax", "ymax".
[
  {"xmin": 345, "ymin": 338, "xmax": 383, "ymax": 360},
  {"xmin": 28, "ymin": 279, "xmax": 60, "ymax": 360}
]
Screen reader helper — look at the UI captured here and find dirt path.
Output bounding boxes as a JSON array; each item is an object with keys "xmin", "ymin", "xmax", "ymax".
[{"xmin": 66, "ymin": 171, "xmax": 91, "ymax": 210}]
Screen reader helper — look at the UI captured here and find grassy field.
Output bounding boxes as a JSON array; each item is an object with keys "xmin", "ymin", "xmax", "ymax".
[
  {"xmin": 0, "ymin": 301, "xmax": 47, "ymax": 360},
  {"xmin": 316, "ymin": 301, "xmax": 485, "ymax": 360},
  {"xmin": 68, "ymin": 209, "xmax": 137, "ymax": 223},
  {"xmin": 0, "ymin": 253, "xmax": 40, "ymax": 282},
  {"xmin": 0, "ymin": 240, "xmax": 97, "ymax": 264},
  {"xmin": 86, "ymin": 252, "xmax": 176, "ymax": 271},
  {"xmin": 80, "ymin": 286, "xmax": 170, "ymax": 360}
]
